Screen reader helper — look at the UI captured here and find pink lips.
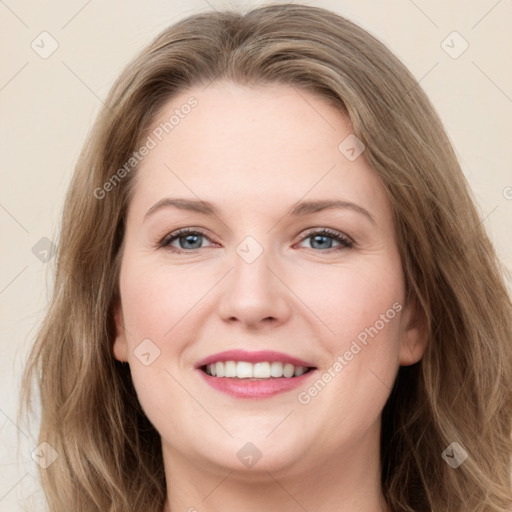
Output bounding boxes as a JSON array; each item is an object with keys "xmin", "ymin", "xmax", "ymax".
[{"xmin": 195, "ymin": 349, "xmax": 317, "ymax": 399}]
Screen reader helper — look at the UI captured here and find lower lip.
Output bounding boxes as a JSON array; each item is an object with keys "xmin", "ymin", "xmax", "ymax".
[{"xmin": 197, "ymin": 368, "xmax": 317, "ymax": 399}]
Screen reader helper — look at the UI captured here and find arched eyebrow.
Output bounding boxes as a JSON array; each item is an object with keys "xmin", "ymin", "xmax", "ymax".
[
  {"xmin": 288, "ymin": 199, "xmax": 375, "ymax": 225},
  {"xmin": 144, "ymin": 197, "xmax": 376, "ymax": 225}
]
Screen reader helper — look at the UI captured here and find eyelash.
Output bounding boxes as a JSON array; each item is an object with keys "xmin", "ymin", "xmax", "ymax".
[{"xmin": 157, "ymin": 227, "xmax": 354, "ymax": 254}]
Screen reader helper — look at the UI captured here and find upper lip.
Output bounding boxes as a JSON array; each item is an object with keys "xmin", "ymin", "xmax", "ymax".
[{"xmin": 195, "ymin": 349, "xmax": 316, "ymax": 369}]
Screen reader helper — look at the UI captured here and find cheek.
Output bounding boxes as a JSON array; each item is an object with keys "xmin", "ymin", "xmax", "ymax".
[
  {"xmin": 118, "ymin": 259, "xmax": 217, "ymax": 412},
  {"xmin": 118, "ymin": 261, "xmax": 198, "ymax": 436},
  {"xmin": 119, "ymin": 258, "xmax": 211, "ymax": 343},
  {"xmin": 296, "ymin": 257, "xmax": 404, "ymax": 350},
  {"xmin": 297, "ymin": 260, "xmax": 404, "ymax": 409}
]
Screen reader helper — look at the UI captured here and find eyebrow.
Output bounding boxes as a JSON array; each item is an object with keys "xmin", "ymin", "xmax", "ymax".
[{"xmin": 144, "ymin": 197, "xmax": 376, "ymax": 225}]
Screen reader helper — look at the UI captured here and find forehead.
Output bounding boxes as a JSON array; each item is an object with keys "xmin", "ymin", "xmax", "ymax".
[{"xmin": 128, "ymin": 82, "xmax": 390, "ymax": 224}]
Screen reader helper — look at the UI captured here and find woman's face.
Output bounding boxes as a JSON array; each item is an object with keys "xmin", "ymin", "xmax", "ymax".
[{"xmin": 113, "ymin": 82, "xmax": 426, "ymax": 476}]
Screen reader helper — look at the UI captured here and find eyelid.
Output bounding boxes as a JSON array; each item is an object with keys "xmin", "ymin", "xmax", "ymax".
[
  {"xmin": 157, "ymin": 227, "xmax": 215, "ymax": 249},
  {"xmin": 298, "ymin": 227, "xmax": 353, "ymax": 245},
  {"xmin": 157, "ymin": 225, "xmax": 355, "ymax": 253},
  {"xmin": 295, "ymin": 228, "xmax": 354, "ymax": 251}
]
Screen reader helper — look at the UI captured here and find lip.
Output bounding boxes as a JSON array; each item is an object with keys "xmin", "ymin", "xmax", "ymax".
[
  {"xmin": 197, "ymin": 367, "xmax": 318, "ymax": 399},
  {"xmin": 195, "ymin": 349, "xmax": 315, "ymax": 368},
  {"xmin": 195, "ymin": 349, "xmax": 317, "ymax": 399}
]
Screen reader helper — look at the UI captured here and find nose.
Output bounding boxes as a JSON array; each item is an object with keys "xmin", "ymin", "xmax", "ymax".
[{"xmin": 217, "ymin": 244, "xmax": 292, "ymax": 329}]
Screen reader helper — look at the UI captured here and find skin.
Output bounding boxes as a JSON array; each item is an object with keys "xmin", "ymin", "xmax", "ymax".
[{"xmin": 113, "ymin": 81, "xmax": 427, "ymax": 512}]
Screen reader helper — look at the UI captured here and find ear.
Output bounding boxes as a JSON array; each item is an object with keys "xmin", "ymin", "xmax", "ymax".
[
  {"xmin": 112, "ymin": 300, "xmax": 129, "ymax": 362},
  {"xmin": 398, "ymin": 295, "xmax": 428, "ymax": 366}
]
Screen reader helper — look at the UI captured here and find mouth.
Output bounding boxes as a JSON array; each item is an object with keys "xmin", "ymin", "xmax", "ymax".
[
  {"xmin": 195, "ymin": 349, "xmax": 318, "ymax": 399},
  {"xmin": 200, "ymin": 361, "xmax": 316, "ymax": 379}
]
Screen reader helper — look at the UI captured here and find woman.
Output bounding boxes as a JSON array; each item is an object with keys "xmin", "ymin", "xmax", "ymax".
[{"xmin": 21, "ymin": 3, "xmax": 512, "ymax": 511}]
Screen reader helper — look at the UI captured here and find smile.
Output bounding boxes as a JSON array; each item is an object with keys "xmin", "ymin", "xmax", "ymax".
[
  {"xmin": 202, "ymin": 361, "xmax": 313, "ymax": 378},
  {"xmin": 195, "ymin": 349, "xmax": 318, "ymax": 399}
]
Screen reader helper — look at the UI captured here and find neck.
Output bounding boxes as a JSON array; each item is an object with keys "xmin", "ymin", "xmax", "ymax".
[{"xmin": 161, "ymin": 420, "xmax": 389, "ymax": 512}]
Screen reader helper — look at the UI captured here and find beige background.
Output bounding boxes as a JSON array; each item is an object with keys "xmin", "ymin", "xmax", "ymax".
[{"xmin": 1, "ymin": 0, "xmax": 511, "ymax": 509}]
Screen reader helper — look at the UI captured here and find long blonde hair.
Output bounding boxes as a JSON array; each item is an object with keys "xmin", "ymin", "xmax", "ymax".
[{"xmin": 20, "ymin": 4, "xmax": 512, "ymax": 511}]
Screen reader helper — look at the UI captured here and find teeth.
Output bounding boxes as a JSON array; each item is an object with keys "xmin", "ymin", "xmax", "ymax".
[
  {"xmin": 283, "ymin": 363, "xmax": 294, "ymax": 378},
  {"xmin": 224, "ymin": 360, "xmax": 237, "ymax": 377},
  {"xmin": 215, "ymin": 362, "xmax": 225, "ymax": 377},
  {"xmin": 293, "ymin": 366, "xmax": 306, "ymax": 376},
  {"xmin": 236, "ymin": 361, "xmax": 253, "ymax": 379},
  {"xmin": 270, "ymin": 361, "xmax": 284, "ymax": 377},
  {"xmin": 253, "ymin": 362, "xmax": 270, "ymax": 378},
  {"xmin": 204, "ymin": 361, "xmax": 310, "ymax": 379}
]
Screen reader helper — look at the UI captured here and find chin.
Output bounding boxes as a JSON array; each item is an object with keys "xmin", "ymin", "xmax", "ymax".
[{"xmin": 205, "ymin": 433, "xmax": 309, "ymax": 476}]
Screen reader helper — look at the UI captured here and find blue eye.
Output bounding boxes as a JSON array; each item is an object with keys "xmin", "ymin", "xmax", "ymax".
[
  {"xmin": 298, "ymin": 228, "xmax": 353, "ymax": 250},
  {"xmin": 158, "ymin": 227, "xmax": 353, "ymax": 253},
  {"xmin": 159, "ymin": 229, "xmax": 213, "ymax": 251}
]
